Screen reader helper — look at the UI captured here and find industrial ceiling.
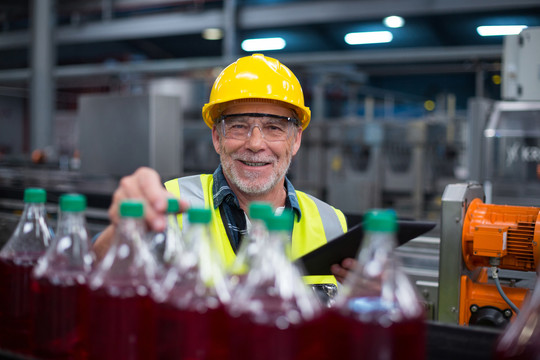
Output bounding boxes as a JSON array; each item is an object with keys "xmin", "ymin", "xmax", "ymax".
[{"xmin": 0, "ymin": 0, "xmax": 539, "ymax": 108}]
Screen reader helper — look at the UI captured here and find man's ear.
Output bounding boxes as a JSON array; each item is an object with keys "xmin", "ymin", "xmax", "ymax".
[
  {"xmin": 212, "ymin": 125, "xmax": 221, "ymax": 154},
  {"xmin": 292, "ymin": 128, "xmax": 302, "ymax": 156}
]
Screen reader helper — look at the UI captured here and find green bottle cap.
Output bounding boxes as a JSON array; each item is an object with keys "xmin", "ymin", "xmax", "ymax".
[
  {"xmin": 166, "ymin": 198, "xmax": 180, "ymax": 213},
  {"xmin": 248, "ymin": 202, "xmax": 273, "ymax": 221},
  {"xmin": 24, "ymin": 188, "xmax": 46, "ymax": 203},
  {"xmin": 188, "ymin": 207, "xmax": 212, "ymax": 224},
  {"xmin": 60, "ymin": 194, "xmax": 87, "ymax": 212},
  {"xmin": 119, "ymin": 200, "xmax": 144, "ymax": 218},
  {"xmin": 364, "ymin": 209, "xmax": 397, "ymax": 232},
  {"xmin": 266, "ymin": 210, "xmax": 293, "ymax": 231}
]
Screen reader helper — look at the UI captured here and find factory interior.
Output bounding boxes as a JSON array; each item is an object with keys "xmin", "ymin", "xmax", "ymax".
[{"xmin": 0, "ymin": 0, "xmax": 540, "ymax": 359}]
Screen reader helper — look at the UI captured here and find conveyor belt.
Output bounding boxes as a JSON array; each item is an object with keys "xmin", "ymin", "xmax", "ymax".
[{"xmin": 0, "ymin": 321, "xmax": 501, "ymax": 360}]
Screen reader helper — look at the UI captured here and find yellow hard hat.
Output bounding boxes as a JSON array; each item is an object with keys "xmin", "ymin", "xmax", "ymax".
[{"xmin": 202, "ymin": 54, "xmax": 311, "ymax": 130}]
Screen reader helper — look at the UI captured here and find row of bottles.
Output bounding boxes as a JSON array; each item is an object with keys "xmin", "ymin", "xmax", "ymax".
[{"xmin": 0, "ymin": 188, "xmax": 437, "ymax": 359}]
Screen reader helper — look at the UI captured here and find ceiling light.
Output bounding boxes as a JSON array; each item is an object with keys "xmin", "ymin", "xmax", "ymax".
[
  {"xmin": 202, "ymin": 28, "xmax": 223, "ymax": 40},
  {"xmin": 241, "ymin": 37, "xmax": 286, "ymax": 52},
  {"xmin": 476, "ymin": 25, "xmax": 528, "ymax": 36},
  {"xmin": 344, "ymin": 31, "xmax": 393, "ymax": 45},
  {"xmin": 424, "ymin": 100, "xmax": 435, "ymax": 111},
  {"xmin": 383, "ymin": 16, "xmax": 405, "ymax": 28}
]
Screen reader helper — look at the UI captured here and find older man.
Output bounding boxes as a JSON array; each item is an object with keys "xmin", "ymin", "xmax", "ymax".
[{"xmin": 94, "ymin": 54, "xmax": 356, "ymax": 293}]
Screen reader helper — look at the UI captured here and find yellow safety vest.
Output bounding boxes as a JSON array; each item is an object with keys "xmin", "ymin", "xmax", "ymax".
[{"xmin": 164, "ymin": 174, "xmax": 347, "ymax": 286}]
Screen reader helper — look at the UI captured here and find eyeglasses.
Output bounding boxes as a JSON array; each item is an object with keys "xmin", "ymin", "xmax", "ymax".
[{"xmin": 218, "ymin": 113, "xmax": 299, "ymax": 142}]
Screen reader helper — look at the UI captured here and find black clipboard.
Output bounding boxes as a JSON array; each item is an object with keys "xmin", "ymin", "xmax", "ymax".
[{"xmin": 295, "ymin": 220, "xmax": 437, "ymax": 276}]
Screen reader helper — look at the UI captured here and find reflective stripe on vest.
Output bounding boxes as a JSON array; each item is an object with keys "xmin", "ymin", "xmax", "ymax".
[{"xmin": 164, "ymin": 175, "xmax": 346, "ymax": 286}]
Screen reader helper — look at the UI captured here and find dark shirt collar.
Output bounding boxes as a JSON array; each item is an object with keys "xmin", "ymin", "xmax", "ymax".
[{"xmin": 212, "ymin": 165, "xmax": 302, "ymax": 221}]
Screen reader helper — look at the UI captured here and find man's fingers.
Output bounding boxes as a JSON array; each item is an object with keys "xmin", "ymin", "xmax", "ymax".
[
  {"xmin": 108, "ymin": 167, "xmax": 171, "ymax": 232},
  {"xmin": 135, "ymin": 167, "xmax": 168, "ymax": 213},
  {"xmin": 331, "ymin": 263, "xmax": 348, "ymax": 280},
  {"xmin": 178, "ymin": 199, "xmax": 190, "ymax": 213},
  {"xmin": 341, "ymin": 258, "xmax": 358, "ymax": 271},
  {"xmin": 331, "ymin": 258, "xmax": 358, "ymax": 284},
  {"xmin": 108, "ymin": 187, "xmax": 127, "ymax": 225}
]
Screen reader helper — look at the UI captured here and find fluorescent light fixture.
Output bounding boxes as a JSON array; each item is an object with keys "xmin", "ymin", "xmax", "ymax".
[
  {"xmin": 241, "ymin": 37, "xmax": 286, "ymax": 51},
  {"xmin": 202, "ymin": 28, "xmax": 223, "ymax": 40},
  {"xmin": 344, "ymin": 31, "xmax": 393, "ymax": 45},
  {"xmin": 383, "ymin": 16, "xmax": 405, "ymax": 28},
  {"xmin": 484, "ymin": 129, "xmax": 496, "ymax": 137},
  {"xmin": 476, "ymin": 25, "xmax": 527, "ymax": 36}
]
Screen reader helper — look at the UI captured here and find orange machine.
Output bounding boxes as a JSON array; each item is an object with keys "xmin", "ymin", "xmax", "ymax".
[{"xmin": 438, "ymin": 183, "xmax": 540, "ymax": 327}]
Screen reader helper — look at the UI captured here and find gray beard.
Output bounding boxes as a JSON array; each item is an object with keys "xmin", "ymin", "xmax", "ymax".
[{"xmin": 220, "ymin": 154, "xmax": 292, "ymax": 196}]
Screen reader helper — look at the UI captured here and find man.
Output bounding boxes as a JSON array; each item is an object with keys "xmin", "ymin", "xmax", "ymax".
[{"xmin": 93, "ymin": 54, "xmax": 356, "ymax": 293}]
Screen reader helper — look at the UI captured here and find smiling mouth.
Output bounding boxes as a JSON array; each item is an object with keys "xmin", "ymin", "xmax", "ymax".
[{"xmin": 240, "ymin": 160, "xmax": 270, "ymax": 167}]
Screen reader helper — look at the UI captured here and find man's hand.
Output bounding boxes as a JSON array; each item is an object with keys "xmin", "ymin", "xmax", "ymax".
[
  {"xmin": 94, "ymin": 167, "xmax": 188, "ymax": 260},
  {"xmin": 108, "ymin": 167, "xmax": 187, "ymax": 232},
  {"xmin": 331, "ymin": 257, "xmax": 358, "ymax": 284}
]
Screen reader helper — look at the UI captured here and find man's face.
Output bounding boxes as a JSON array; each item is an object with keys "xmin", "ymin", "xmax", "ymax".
[{"xmin": 212, "ymin": 102, "xmax": 302, "ymax": 196}]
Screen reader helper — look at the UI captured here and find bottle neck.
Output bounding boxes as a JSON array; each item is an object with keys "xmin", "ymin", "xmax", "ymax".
[
  {"xmin": 23, "ymin": 202, "xmax": 48, "ymax": 218},
  {"xmin": 53, "ymin": 211, "xmax": 91, "ymax": 260},
  {"xmin": 251, "ymin": 229, "xmax": 291, "ymax": 282},
  {"xmin": 0, "ymin": 202, "xmax": 51, "ymax": 258},
  {"xmin": 248, "ymin": 219, "xmax": 269, "ymax": 244},
  {"xmin": 182, "ymin": 222, "xmax": 231, "ymax": 304},
  {"xmin": 34, "ymin": 211, "xmax": 93, "ymax": 277},
  {"xmin": 91, "ymin": 216, "xmax": 156, "ymax": 289},
  {"xmin": 358, "ymin": 230, "xmax": 396, "ymax": 262},
  {"xmin": 232, "ymin": 227, "xmax": 319, "ymax": 322},
  {"xmin": 56, "ymin": 211, "xmax": 86, "ymax": 234},
  {"xmin": 342, "ymin": 230, "xmax": 398, "ymax": 300},
  {"xmin": 116, "ymin": 216, "xmax": 146, "ymax": 246}
]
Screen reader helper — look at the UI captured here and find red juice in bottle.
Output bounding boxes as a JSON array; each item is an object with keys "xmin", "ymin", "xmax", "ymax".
[
  {"xmin": 154, "ymin": 207, "xmax": 231, "ymax": 360},
  {"xmin": 155, "ymin": 301, "xmax": 186, "ymax": 360},
  {"xmin": 0, "ymin": 188, "xmax": 51, "ymax": 354},
  {"xmin": 182, "ymin": 304, "xmax": 229, "ymax": 360},
  {"xmin": 156, "ymin": 277, "xmax": 230, "ymax": 360},
  {"xmin": 333, "ymin": 210, "xmax": 427, "ymax": 360},
  {"xmin": 87, "ymin": 200, "xmax": 157, "ymax": 360},
  {"xmin": 229, "ymin": 286, "xmax": 320, "ymax": 360},
  {"xmin": 228, "ymin": 210, "xmax": 322, "ymax": 360},
  {"xmin": 295, "ymin": 308, "xmax": 348, "ymax": 360},
  {"xmin": 31, "ymin": 277, "xmax": 90, "ymax": 359},
  {"xmin": 154, "ymin": 279, "xmax": 194, "ymax": 360},
  {"xmin": 346, "ymin": 311, "xmax": 426, "ymax": 360},
  {"xmin": 0, "ymin": 256, "xmax": 39, "ymax": 354},
  {"xmin": 88, "ymin": 286, "xmax": 155, "ymax": 360},
  {"xmin": 31, "ymin": 193, "xmax": 93, "ymax": 359},
  {"xmin": 229, "ymin": 310, "xmax": 296, "ymax": 360}
]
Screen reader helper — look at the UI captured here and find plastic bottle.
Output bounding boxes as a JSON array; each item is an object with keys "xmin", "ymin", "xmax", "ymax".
[
  {"xmin": 0, "ymin": 188, "xmax": 52, "ymax": 354},
  {"xmin": 494, "ymin": 270, "xmax": 540, "ymax": 359},
  {"xmin": 154, "ymin": 207, "xmax": 231, "ymax": 360},
  {"xmin": 31, "ymin": 193, "xmax": 93, "ymax": 359},
  {"xmin": 147, "ymin": 198, "xmax": 183, "ymax": 277},
  {"xmin": 332, "ymin": 209, "xmax": 426, "ymax": 360},
  {"xmin": 228, "ymin": 210, "xmax": 322, "ymax": 360},
  {"xmin": 228, "ymin": 201, "xmax": 273, "ymax": 290},
  {"xmin": 87, "ymin": 200, "xmax": 157, "ymax": 360}
]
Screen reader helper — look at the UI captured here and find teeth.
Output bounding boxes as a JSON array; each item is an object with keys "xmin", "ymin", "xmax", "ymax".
[{"xmin": 244, "ymin": 161, "xmax": 266, "ymax": 166}]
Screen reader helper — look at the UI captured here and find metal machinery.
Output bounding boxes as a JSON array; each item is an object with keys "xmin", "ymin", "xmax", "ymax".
[
  {"xmin": 467, "ymin": 27, "xmax": 540, "ymax": 207},
  {"xmin": 291, "ymin": 117, "xmax": 458, "ymax": 219},
  {"xmin": 78, "ymin": 93, "xmax": 182, "ymax": 180},
  {"xmin": 438, "ymin": 183, "xmax": 539, "ymax": 327},
  {"xmin": 483, "ymin": 101, "xmax": 540, "ymax": 207}
]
